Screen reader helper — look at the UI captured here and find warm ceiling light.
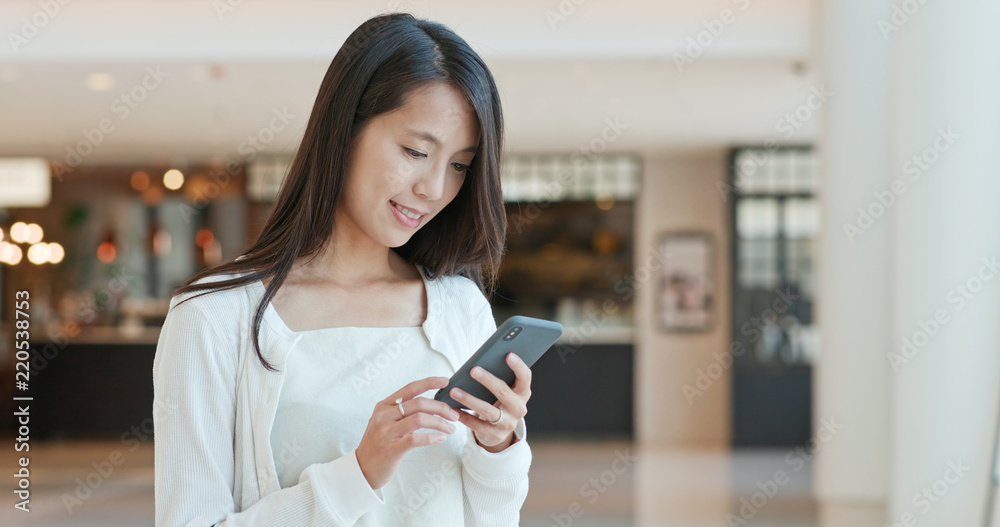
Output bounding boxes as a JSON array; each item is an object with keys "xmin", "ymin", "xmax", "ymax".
[
  {"xmin": 195, "ymin": 228, "xmax": 214, "ymax": 248},
  {"xmin": 9, "ymin": 245, "xmax": 23, "ymax": 264},
  {"xmin": 86, "ymin": 73, "xmax": 115, "ymax": 91},
  {"xmin": 1, "ymin": 243, "xmax": 23, "ymax": 265},
  {"xmin": 47, "ymin": 242, "xmax": 65, "ymax": 264},
  {"xmin": 9, "ymin": 222, "xmax": 27, "ymax": 243},
  {"xmin": 152, "ymin": 228, "xmax": 172, "ymax": 257},
  {"xmin": 97, "ymin": 241, "xmax": 116, "ymax": 263},
  {"xmin": 131, "ymin": 171, "xmax": 150, "ymax": 191},
  {"xmin": 163, "ymin": 169, "xmax": 184, "ymax": 190},
  {"xmin": 143, "ymin": 185, "xmax": 164, "ymax": 205},
  {"xmin": 24, "ymin": 223, "xmax": 43, "ymax": 244},
  {"xmin": 27, "ymin": 243, "xmax": 50, "ymax": 265}
]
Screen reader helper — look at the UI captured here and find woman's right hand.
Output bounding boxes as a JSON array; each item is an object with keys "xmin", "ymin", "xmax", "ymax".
[{"xmin": 355, "ymin": 376, "xmax": 462, "ymax": 491}]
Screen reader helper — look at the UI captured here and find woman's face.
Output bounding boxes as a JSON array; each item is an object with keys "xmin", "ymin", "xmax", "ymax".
[{"xmin": 338, "ymin": 81, "xmax": 480, "ymax": 249}]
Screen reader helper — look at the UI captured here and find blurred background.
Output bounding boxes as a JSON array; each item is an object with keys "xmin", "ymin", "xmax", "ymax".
[{"xmin": 0, "ymin": 1, "xmax": 998, "ymax": 526}]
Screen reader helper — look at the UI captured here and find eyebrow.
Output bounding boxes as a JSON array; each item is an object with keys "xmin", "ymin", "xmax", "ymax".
[{"xmin": 405, "ymin": 128, "xmax": 478, "ymax": 153}]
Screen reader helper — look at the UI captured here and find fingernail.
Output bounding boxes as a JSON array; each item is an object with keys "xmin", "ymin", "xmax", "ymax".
[
  {"xmin": 447, "ymin": 424, "xmax": 456, "ymax": 433},
  {"xmin": 450, "ymin": 410, "xmax": 460, "ymax": 419},
  {"xmin": 452, "ymin": 388, "xmax": 463, "ymax": 398},
  {"xmin": 471, "ymin": 367, "xmax": 482, "ymax": 378}
]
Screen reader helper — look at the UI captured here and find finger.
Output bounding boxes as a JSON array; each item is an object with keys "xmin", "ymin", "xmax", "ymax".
[
  {"xmin": 393, "ymin": 430, "xmax": 450, "ymax": 453},
  {"xmin": 455, "ymin": 407, "xmax": 485, "ymax": 432},
  {"xmin": 449, "ymin": 387, "xmax": 502, "ymax": 423},
  {"xmin": 387, "ymin": 376, "xmax": 450, "ymax": 405},
  {"xmin": 505, "ymin": 352, "xmax": 533, "ymax": 398},
  {"xmin": 401, "ymin": 397, "xmax": 462, "ymax": 422},
  {"xmin": 467, "ymin": 365, "xmax": 517, "ymax": 409},
  {"xmin": 455, "ymin": 407, "xmax": 509, "ymax": 448},
  {"xmin": 389, "ymin": 412, "xmax": 458, "ymax": 440}
]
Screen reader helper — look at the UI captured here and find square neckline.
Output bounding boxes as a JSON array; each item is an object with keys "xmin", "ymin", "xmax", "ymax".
[{"xmin": 256, "ymin": 262, "xmax": 434, "ymax": 336}]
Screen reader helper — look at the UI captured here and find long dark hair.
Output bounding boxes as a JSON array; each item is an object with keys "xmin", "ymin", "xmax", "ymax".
[{"xmin": 170, "ymin": 12, "xmax": 507, "ymax": 372}]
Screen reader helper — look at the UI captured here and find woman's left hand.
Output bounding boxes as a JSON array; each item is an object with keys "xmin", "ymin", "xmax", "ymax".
[{"xmin": 450, "ymin": 352, "xmax": 531, "ymax": 453}]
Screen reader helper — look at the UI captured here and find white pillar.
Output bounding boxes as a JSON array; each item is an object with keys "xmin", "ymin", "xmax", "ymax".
[
  {"xmin": 815, "ymin": 0, "xmax": 891, "ymax": 524},
  {"xmin": 888, "ymin": 0, "xmax": 1000, "ymax": 525}
]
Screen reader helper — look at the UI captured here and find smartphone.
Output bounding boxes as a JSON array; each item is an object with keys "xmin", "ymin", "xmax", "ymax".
[{"xmin": 434, "ymin": 315, "xmax": 564, "ymax": 410}]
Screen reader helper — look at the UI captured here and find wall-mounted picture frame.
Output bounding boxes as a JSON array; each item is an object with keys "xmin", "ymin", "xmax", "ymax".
[{"xmin": 657, "ymin": 232, "xmax": 715, "ymax": 332}]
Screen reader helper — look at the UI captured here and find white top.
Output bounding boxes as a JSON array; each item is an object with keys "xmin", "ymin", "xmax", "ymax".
[
  {"xmin": 270, "ymin": 326, "xmax": 468, "ymax": 525},
  {"xmin": 153, "ymin": 262, "xmax": 531, "ymax": 526}
]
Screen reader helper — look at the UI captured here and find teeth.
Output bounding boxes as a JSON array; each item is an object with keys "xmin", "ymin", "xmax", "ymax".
[{"xmin": 392, "ymin": 201, "xmax": 422, "ymax": 220}]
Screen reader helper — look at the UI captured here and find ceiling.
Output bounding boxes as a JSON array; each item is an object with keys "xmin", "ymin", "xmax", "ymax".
[{"xmin": 0, "ymin": 0, "xmax": 820, "ymax": 166}]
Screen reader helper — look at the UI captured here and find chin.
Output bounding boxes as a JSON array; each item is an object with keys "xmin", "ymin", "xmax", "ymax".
[
  {"xmin": 387, "ymin": 240, "xmax": 409, "ymax": 249},
  {"xmin": 385, "ymin": 232, "xmax": 416, "ymax": 249}
]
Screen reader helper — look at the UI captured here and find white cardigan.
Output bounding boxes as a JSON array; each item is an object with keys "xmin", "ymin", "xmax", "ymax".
[{"xmin": 152, "ymin": 264, "xmax": 531, "ymax": 526}]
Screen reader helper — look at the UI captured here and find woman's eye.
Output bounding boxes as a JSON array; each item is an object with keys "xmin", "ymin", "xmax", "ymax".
[
  {"xmin": 452, "ymin": 163, "xmax": 469, "ymax": 173},
  {"xmin": 403, "ymin": 147, "xmax": 426, "ymax": 159}
]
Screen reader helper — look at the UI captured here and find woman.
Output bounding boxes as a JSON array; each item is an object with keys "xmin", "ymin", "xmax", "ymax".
[{"xmin": 153, "ymin": 12, "xmax": 533, "ymax": 526}]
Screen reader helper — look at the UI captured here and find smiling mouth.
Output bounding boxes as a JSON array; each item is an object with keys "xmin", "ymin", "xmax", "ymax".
[
  {"xmin": 389, "ymin": 200, "xmax": 427, "ymax": 229},
  {"xmin": 390, "ymin": 200, "xmax": 425, "ymax": 220}
]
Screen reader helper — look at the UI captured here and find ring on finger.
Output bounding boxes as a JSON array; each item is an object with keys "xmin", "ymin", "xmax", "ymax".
[
  {"xmin": 395, "ymin": 397, "xmax": 405, "ymax": 417},
  {"xmin": 476, "ymin": 406, "xmax": 503, "ymax": 425},
  {"xmin": 489, "ymin": 406, "xmax": 503, "ymax": 425}
]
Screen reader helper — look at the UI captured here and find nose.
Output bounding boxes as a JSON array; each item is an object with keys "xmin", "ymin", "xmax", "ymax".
[{"xmin": 412, "ymin": 162, "xmax": 449, "ymax": 202}]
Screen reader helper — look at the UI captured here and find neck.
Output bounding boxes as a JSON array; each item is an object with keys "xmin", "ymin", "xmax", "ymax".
[{"xmin": 295, "ymin": 221, "xmax": 413, "ymax": 287}]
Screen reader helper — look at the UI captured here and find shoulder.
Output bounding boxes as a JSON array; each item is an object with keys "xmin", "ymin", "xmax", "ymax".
[
  {"xmin": 166, "ymin": 271, "xmax": 257, "ymax": 342},
  {"xmin": 154, "ymin": 274, "xmax": 249, "ymax": 394},
  {"xmin": 424, "ymin": 270, "xmax": 497, "ymax": 360},
  {"xmin": 430, "ymin": 271, "xmax": 491, "ymax": 326},
  {"xmin": 171, "ymin": 272, "xmax": 253, "ymax": 311}
]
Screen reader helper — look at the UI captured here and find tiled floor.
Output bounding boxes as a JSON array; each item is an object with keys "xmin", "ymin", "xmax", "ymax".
[
  {"xmin": 0, "ymin": 439, "xmax": 816, "ymax": 526},
  {"xmin": 522, "ymin": 439, "xmax": 816, "ymax": 527}
]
